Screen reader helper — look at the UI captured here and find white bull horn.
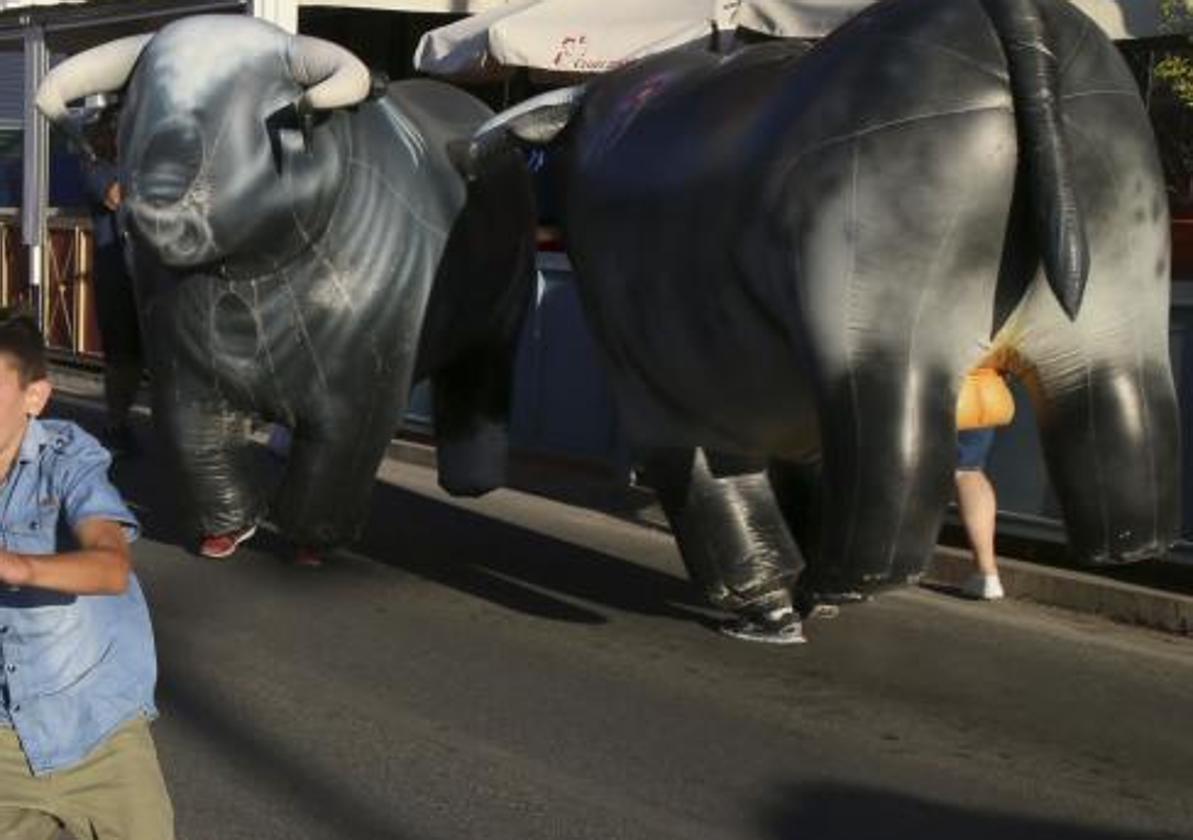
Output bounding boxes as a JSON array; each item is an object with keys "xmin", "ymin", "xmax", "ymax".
[
  {"xmin": 34, "ymin": 34, "xmax": 152, "ymax": 126},
  {"xmin": 287, "ymin": 35, "xmax": 370, "ymax": 112}
]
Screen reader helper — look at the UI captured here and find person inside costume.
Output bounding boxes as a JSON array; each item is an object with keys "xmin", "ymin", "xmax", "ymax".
[
  {"xmin": 954, "ymin": 367, "xmax": 1015, "ymax": 601},
  {"xmin": 80, "ymin": 101, "xmax": 144, "ymax": 458},
  {"xmin": 36, "ymin": 18, "xmax": 537, "ymax": 571},
  {"xmin": 466, "ymin": 0, "xmax": 1180, "ymax": 645},
  {"xmin": 0, "ymin": 314, "xmax": 174, "ymax": 839}
]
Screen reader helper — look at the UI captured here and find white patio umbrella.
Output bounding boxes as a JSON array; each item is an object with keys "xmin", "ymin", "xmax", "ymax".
[
  {"xmin": 414, "ymin": 0, "xmax": 741, "ymax": 78},
  {"xmin": 735, "ymin": 0, "xmax": 1184, "ymax": 41},
  {"xmin": 416, "ymin": 0, "xmax": 1186, "ymax": 81}
]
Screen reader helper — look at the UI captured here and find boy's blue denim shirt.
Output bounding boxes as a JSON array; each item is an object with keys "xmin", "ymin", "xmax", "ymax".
[{"xmin": 0, "ymin": 418, "xmax": 157, "ymax": 775}]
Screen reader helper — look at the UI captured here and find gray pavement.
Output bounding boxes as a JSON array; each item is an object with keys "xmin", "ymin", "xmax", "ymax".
[
  {"xmin": 47, "ymin": 363, "xmax": 1193, "ymax": 635},
  {"xmin": 384, "ymin": 438, "xmax": 1193, "ymax": 637},
  {"xmin": 36, "ymin": 391, "xmax": 1193, "ymax": 840}
]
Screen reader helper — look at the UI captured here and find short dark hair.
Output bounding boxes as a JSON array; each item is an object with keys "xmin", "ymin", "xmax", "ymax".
[{"xmin": 0, "ymin": 312, "xmax": 48, "ymax": 386}]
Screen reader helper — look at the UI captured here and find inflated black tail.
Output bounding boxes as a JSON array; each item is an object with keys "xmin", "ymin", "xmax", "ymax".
[{"xmin": 983, "ymin": 0, "xmax": 1088, "ymax": 319}]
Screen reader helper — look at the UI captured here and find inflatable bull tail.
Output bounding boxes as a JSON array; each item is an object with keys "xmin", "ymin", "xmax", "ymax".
[{"xmin": 983, "ymin": 0, "xmax": 1089, "ymax": 320}]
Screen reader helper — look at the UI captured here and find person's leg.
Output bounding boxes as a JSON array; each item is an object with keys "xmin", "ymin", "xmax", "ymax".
[
  {"xmin": 55, "ymin": 719, "xmax": 175, "ymax": 840},
  {"xmin": 955, "ymin": 469, "xmax": 997, "ymax": 573},
  {"xmin": 0, "ymin": 809, "xmax": 60, "ymax": 840},
  {"xmin": 954, "ymin": 427, "xmax": 1003, "ymax": 599},
  {"xmin": 955, "ymin": 467, "xmax": 1004, "ymax": 599},
  {"xmin": 0, "ymin": 727, "xmax": 64, "ymax": 840},
  {"xmin": 92, "ymin": 244, "xmax": 144, "ymax": 451},
  {"xmin": 102, "ymin": 359, "xmax": 142, "ymax": 431},
  {"xmin": 638, "ymin": 447, "xmax": 805, "ymax": 644}
]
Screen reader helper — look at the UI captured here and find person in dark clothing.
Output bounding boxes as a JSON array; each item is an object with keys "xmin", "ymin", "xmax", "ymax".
[{"xmin": 81, "ymin": 107, "xmax": 143, "ymax": 456}]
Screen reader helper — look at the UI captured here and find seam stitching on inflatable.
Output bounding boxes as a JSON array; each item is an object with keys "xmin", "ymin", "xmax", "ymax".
[
  {"xmin": 777, "ymin": 104, "xmax": 1009, "ymax": 188},
  {"xmin": 347, "ymin": 159, "xmax": 449, "ymax": 241}
]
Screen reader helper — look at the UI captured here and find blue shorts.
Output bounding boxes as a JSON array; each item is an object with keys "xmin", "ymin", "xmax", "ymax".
[{"xmin": 956, "ymin": 428, "xmax": 996, "ymax": 471}]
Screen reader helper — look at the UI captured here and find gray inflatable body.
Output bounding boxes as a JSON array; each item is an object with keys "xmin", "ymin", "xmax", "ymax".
[
  {"xmin": 496, "ymin": 0, "xmax": 1179, "ymax": 604},
  {"xmin": 39, "ymin": 16, "xmax": 536, "ymax": 549}
]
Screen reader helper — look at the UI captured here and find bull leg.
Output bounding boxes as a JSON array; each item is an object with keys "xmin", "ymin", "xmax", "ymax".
[
  {"xmin": 767, "ymin": 457, "xmax": 823, "ymax": 564},
  {"xmin": 431, "ymin": 340, "xmax": 518, "ymax": 497},
  {"xmin": 638, "ymin": 446, "xmax": 802, "ymax": 613},
  {"xmin": 1031, "ymin": 355, "xmax": 1179, "ymax": 564},
  {"xmin": 271, "ymin": 392, "xmax": 403, "ymax": 549},
  {"xmin": 155, "ymin": 396, "xmax": 266, "ymax": 538},
  {"xmin": 1010, "ymin": 154, "xmax": 1180, "ymax": 564},
  {"xmin": 807, "ymin": 362, "xmax": 957, "ymax": 596},
  {"xmin": 767, "ymin": 457, "xmax": 842, "ymax": 611}
]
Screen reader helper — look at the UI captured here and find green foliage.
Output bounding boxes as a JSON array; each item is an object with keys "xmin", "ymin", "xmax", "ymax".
[
  {"xmin": 1160, "ymin": 0, "xmax": 1193, "ymax": 32},
  {"xmin": 1156, "ymin": 0, "xmax": 1193, "ymax": 107},
  {"xmin": 1151, "ymin": 0, "xmax": 1193, "ymax": 209},
  {"xmin": 1156, "ymin": 54, "xmax": 1193, "ymax": 105}
]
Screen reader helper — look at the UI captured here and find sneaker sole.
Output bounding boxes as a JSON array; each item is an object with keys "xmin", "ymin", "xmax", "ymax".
[
  {"xmin": 961, "ymin": 589, "xmax": 1006, "ymax": 601},
  {"xmin": 719, "ymin": 625, "xmax": 807, "ymax": 645},
  {"xmin": 199, "ymin": 524, "xmax": 259, "ymax": 559}
]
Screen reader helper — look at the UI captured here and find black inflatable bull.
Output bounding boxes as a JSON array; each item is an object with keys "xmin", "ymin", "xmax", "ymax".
[
  {"xmin": 483, "ymin": 0, "xmax": 1180, "ymax": 629},
  {"xmin": 37, "ymin": 16, "xmax": 536, "ymax": 555}
]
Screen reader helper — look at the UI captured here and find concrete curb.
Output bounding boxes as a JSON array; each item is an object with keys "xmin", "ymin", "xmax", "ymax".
[
  {"xmin": 50, "ymin": 365, "xmax": 1193, "ymax": 637},
  {"xmin": 922, "ymin": 546, "xmax": 1193, "ymax": 635},
  {"xmin": 49, "ymin": 365, "xmax": 106, "ymax": 400}
]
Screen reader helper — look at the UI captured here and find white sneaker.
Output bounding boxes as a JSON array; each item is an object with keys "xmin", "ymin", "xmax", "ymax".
[{"xmin": 961, "ymin": 573, "xmax": 1005, "ymax": 601}]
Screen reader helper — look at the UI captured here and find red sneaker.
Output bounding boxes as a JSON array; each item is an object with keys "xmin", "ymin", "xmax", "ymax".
[{"xmin": 198, "ymin": 524, "xmax": 258, "ymax": 559}]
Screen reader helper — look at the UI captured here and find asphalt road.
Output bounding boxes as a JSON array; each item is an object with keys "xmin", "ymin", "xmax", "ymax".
[{"xmin": 46, "ymin": 397, "xmax": 1193, "ymax": 840}]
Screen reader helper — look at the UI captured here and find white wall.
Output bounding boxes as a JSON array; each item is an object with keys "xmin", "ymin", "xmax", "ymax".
[{"xmin": 253, "ymin": 0, "xmax": 298, "ymax": 31}]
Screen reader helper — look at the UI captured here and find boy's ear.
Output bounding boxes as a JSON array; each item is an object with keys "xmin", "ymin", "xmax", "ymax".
[{"xmin": 24, "ymin": 379, "xmax": 51, "ymax": 418}]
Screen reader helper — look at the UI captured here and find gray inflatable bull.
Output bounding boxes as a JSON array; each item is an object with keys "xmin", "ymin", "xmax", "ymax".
[
  {"xmin": 37, "ymin": 16, "xmax": 536, "ymax": 556},
  {"xmin": 483, "ymin": 0, "xmax": 1180, "ymax": 631}
]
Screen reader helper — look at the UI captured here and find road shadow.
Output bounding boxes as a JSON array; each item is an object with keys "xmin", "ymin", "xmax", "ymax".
[
  {"xmin": 760, "ymin": 783, "xmax": 1182, "ymax": 840},
  {"xmin": 353, "ymin": 476, "xmax": 710, "ymax": 626},
  {"xmin": 917, "ymin": 580, "xmax": 975, "ymax": 601},
  {"xmin": 47, "ymin": 395, "xmax": 713, "ymax": 630},
  {"xmin": 399, "ymin": 429, "xmax": 663, "ymax": 531},
  {"xmin": 154, "ymin": 653, "xmax": 418, "ymax": 840}
]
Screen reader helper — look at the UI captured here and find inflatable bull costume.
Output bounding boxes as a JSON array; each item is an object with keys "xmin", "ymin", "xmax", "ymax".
[
  {"xmin": 38, "ymin": 16, "xmax": 536, "ymax": 558},
  {"xmin": 486, "ymin": 0, "xmax": 1180, "ymax": 640}
]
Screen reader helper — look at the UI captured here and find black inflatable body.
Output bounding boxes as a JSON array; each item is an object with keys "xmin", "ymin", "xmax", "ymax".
[
  {"xmin": 38, "ymin": 16, "xmax": 536, "ymax": 549},
  {"xmin": 490, "ymin": 0, "xmax": 1180, "ymax": 606}
]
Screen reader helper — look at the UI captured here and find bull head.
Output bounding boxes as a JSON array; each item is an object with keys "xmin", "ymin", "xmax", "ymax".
[{"xmin": 36, "ymin": 16, "xmax": 372, "ymax": 270}]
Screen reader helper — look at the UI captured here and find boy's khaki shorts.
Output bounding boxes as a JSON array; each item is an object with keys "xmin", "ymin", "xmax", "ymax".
[{"xmin": 0, "ymin": 717, "xmax": 175, "ymax": 840}]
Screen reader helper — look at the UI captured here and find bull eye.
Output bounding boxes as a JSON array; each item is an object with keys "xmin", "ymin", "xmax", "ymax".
[{"xmin": 133, "ymin": 117, "xmax": 203, "ymax": 207}]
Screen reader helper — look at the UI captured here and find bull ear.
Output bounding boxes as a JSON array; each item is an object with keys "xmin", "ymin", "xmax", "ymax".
[
  {"xmin": 35, "ymin": 34, "xmax": 152, "ymax": 128},
  {"xmin": 287, "ymin": 35, "xmax": 370, "ymax": 112}
]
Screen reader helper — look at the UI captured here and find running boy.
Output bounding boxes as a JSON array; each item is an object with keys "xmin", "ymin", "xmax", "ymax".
[{"xmin": 0, "ymin": 314, "xmax": 173, "ymax": 839}]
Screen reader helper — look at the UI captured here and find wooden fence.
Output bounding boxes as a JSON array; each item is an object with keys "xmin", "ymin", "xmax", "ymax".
[{"xmin": 0, "ymin": 213, "xmax": 102, "ymax": 359}]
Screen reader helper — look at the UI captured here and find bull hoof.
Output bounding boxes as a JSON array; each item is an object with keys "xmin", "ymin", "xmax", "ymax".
[
  {"xmin": 1081, "ymin": 541, "xmax": 1173, "ymax": 566},
  {"xmin": 436, "ymin": 422, "xmax": 509, "ymax": 497}
]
